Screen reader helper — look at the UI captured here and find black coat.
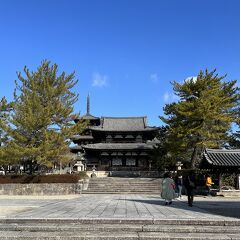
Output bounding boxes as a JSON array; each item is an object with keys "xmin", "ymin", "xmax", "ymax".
[{"xmin": 184, "ymin": 174, "xmax": 196, "ymax": 191}]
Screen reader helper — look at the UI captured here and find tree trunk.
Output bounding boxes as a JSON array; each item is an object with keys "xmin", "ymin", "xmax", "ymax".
[
  {"xmin": 219, "ymin": 172, "xmax": 222, "ymax": 191},
  {"xmin": 29, "ymin": 160, "xmax": 33, "ymax": 175},
  {"xmin": 190, "ymin": 146, "xmax": 198, "ymax": 169}
]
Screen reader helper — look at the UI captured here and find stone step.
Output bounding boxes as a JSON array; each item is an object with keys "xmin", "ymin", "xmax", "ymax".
[
  {"xmin": 87, "ymin": 185, "xmax": 160, "ymax": 187},
  {"xmin": 2, "ymin": 218, "xmax": 240, "ymax": 226},
  {"xmin": 1, "ymin": 231, "xmax": 239, "ymax": 240},
  {"xmin": 87, "ymin": 184, "xmax": 159, "ymax": 186},
  {"xmin": 87, "ymin": 183, "xmax": 160, "ymax": 186},
  {"xmin": 84, "ymin": 188, "xmax": 160, "ymax": 192},
  {"xmin": 85, "ymin": 177, "xmax": 162, "ymax": 193},
  {"xmin": 88, "ymin": 180, "xmax": 161, "ymax": 182},
  {"xmin": 84, "ymin": 191, "xmax": 160, "ymax": 194},
  {"xmin": 86, "ymin": 187, "xmax": 160, "ymax": 190},
  {"xmin": 88, "ymin": 188, "xmax": 160, "ymax": 190},
  {"xmin": 88, "ymin": 178, "xmax": 161, "ymax": 182},
  {"xmin": 0, "ymin": 223, "xmax": 240, "ymax": 239},
  {"xmin": 89, "ymin": 182, "xmax": 160, "ymax": 186},
  {"xmin": 0, "ymin": 223, "xmax": 240, "ymax": 234},
  {"xmin": 85, "ymin": 189, "xmax": 160, "ymax": 191},
  {"xmin": 87, "ymin": 180, "xmax": 160, "ymax": 182}
]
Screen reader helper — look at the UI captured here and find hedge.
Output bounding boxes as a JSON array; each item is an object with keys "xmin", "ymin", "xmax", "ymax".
[{"xmin": 0, "ymin": 173, "xmax": 88, "ymax": 184}]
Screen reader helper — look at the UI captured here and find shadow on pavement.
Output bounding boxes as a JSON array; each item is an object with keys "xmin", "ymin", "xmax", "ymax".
[{"xmin": 124, "ymin": 197, "xmax": 240, "ymax": 219}]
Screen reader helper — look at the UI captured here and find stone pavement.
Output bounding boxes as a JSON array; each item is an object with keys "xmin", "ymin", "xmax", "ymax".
[{"xmin": 0, "ymin": 194, "xmax": 239, "ymax": 221}]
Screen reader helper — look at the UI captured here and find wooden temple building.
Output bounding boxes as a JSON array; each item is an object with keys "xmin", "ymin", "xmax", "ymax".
[
  {"xmin": 201, "ymin": 148, "xmax": 240, "ymax": 173},
  {"xmin": 71, "ymin": 95, "xmax": 159, "ymax": 172},
  {"xmin": 200, "ymin": 148, "xmax": 240, "ymax": 190}
]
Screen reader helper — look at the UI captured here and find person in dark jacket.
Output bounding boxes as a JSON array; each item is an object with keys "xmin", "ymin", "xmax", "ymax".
[
  {"xmin": 184, "ymin": 172, "xmax": 196, "ymax": 207},
  {"xmin": 175, "ymin": 175, "xmax": 183, "ymax": 199}
]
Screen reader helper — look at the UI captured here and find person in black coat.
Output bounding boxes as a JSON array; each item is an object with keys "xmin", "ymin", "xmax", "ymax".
[
  {"xmin": 184, "ymin": 172, "xmax": 196, "ymax": 207},
  {"xmin": 175, "ymin": 174, "xmax": 183, "ymax": 199}
]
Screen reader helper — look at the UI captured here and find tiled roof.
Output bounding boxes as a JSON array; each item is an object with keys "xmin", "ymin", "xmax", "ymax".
[
  {"xmin": 90, "ymin": 117, "xmax": 158, "ymax": 131},
  {"xmin": 203, "ymin": 149, "xmax": 240, "ymax": 167},
  {"xmin": 71, "ymin": 135, "xmax": 94, "ymax": 140},
  {"xmin": 82, "ymin": 143, "xmax": 154, "ymax": 150}
]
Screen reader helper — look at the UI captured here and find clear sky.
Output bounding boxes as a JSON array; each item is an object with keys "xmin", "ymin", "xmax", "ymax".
[{"xmin": 0, "ymin": 0, "xmax": 239, "ymax": 126}]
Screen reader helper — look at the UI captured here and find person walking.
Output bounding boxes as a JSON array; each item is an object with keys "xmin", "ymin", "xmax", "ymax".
[
  {"xmin": 176, "ymin": 175, "xmax": 183, "ymax": 199},
  {"xmin": 184, "ymin": 172, "xmax": 196, "ymax": 207},
  {"xmin": 205, "ymin": 174, "xmax": 214, "ymax": 196},
  {"xmin": 161, "ymin": 172, "xmax": 177, "ymax": 205}
]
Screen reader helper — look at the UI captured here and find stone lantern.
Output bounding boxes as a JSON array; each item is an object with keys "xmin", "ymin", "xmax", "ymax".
[
  {"xmin": 75, "ymin": 152, "xmax": 85, "ymax": 172},
  {"xmin": 176, "ymin": 161, "xmax": 183, "ymax": 171}
]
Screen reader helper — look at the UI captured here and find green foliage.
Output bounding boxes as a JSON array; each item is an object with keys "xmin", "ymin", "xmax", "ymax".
[
  {"xmin": 0, "ymin": 60, "xmax": 87, "ymax": 169},
  {"xmin": 229, "ymin": 104, "xmax": 240, "ymax": 148},
  {"xmin": 0, "ymin": 97, "xmax": 13, "ymax": 165},
  {"xmin": 160, "ymin": 69, "xmax": 239, "ymax": 168},
  {"xmin": 229, "ymin": 131, "xmax": 240, "ymax": 148},
  {"xmin": 150, "ymin": 126, "xmax": 177, "ymax": 170},
  {"xmin": 78, "ymin": 171, "xmax": 89, "ymax": 179},
  {"xmin": 222, "ymin": 173, "xmax": 237, "ymax": 188}
]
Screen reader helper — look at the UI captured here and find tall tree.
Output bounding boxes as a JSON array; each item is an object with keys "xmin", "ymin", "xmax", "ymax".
[
  {"xmin": 229, "ymin": 104, "xmax": 240, "ymax": 148},
  {"xmin": 0, "ymin": 60, "xmax": 86, "ymax": 171},
  {"xmin": 150, "ymin": 126, "xmax": 178, "ymax": 171},
  {"xmin": 160, "ymin": 69, "xmax": 239, "ymax": 168},
  {"xmin": 0, "ymin": 97, "xmax": 13, "ymax": 165}
]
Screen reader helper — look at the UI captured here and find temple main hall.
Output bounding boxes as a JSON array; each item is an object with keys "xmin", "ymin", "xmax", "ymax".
[{"xmin": 71, "ymin": 95, "xmax": 159, "ymax": 172}]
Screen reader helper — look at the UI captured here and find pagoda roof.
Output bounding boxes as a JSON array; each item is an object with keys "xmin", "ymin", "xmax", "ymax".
[
  {"xmin": 83, "ymin": 142, "xmax": 154, "ymax": 150},
  {"xmin": 80, "ymin": 113, "xmax": 100, "ymax": 120},
  {"xmin": 90, "ymin": 117, "xmax": 158, "ymax": 132},
  {"xmin": 203, "ymin": 149, "xmax": 240, "ymax": 167}
]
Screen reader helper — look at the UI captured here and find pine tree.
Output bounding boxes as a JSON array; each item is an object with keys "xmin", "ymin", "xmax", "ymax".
[
  {"xmin": 160, "ymin": 69, "xmax": 239, "ymax": 168},
  {"xmin": 0, "ymin": 97, "xmax": 13, "ymax": 165},
  {"xmin": 150, "ymin": 126, "xmax": 177, "ymax": 171},
  {"xmin": 229, "ymin": 104, "xmax": 240, "ymax": 148},
  {"xmin": 0, "ymin": 60, "xmax": 86, "ymax": 172}
]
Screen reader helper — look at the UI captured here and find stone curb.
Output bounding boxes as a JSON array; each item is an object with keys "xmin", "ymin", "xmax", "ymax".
[{"xmin": 1, "ymin": 218, "xmax": 240, "ymax": 226}]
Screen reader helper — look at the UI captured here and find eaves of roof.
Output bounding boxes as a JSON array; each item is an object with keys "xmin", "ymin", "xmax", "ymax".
[
  {"xmin": 89, "ymin": 127, "xmax": 158, "ymax": 132},
  {"xmin": 204, "ymin": 148, "xmax": 240, "ymax": 167},
  {"xmin": 82, "ymin": 143, "xmax": 154, "ymax": 150}
]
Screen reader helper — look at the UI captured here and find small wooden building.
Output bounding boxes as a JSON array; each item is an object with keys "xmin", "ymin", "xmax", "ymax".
[
  {"xmin": 201, "ymin": 149, "xmax": 240, "ymax": 173},
  {"xmin": 201, "ymin": 148, "xmax": 240, "ymax": 189}
]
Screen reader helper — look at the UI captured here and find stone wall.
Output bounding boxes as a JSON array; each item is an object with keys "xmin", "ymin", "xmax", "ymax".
[
  {"xmin": 86, "ymin": 171, "xmax": 108, "ymax": 178},
  {"xmin": 217, "ymin": 190, "xmax": 240, "ymax": 197},
  {"xmin": 0, "ymin": 183, "xmax": 83, "ymax": 195}
]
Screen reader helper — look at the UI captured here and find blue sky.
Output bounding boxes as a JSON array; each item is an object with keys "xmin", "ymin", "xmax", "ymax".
[{"xmin": 0, "ymin": 0, "xmax": 239, "ymax": 127}]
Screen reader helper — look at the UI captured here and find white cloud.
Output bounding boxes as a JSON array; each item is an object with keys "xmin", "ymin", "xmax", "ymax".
[
  {"xmin": 150, "ymin": 73, "xmax": 159, "ymax": 83},
  {"xmin": 163, "ymin": 92, "xmax": 179, "ymax": 103},
  {"xmin": 92, "ymin": 73, "xmax": 108, "ymax": 87}
]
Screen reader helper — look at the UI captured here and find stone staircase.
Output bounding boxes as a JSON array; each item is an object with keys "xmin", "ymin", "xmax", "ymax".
[
  {"xmin": 84, "ymin": 177, "xmax": 162, "ymax": 194},
  {"xmin": 0, "ymin": 218, "xmax": 240, "ymax": 239}
]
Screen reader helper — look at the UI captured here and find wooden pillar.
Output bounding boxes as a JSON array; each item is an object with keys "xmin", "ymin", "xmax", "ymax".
[
  {"xmin": 237, "ymin": 173, "xmax": 240, "ymax": 190},
  {"xmin": 136, "ymin": 155, "xmax": 138, "ymax": 167},
  {"xmin": 218, "ymin": 172, "xmax": 222, "ymax": 191}
]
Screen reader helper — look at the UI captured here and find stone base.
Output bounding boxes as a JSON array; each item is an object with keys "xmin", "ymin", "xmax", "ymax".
[
  {"xmin": 217, "ymin": 190, "xmax": 240, "ymax": 197},
  {"xmin": 0, "ymin": 183, "xmax": 82, "ymax": 195}
]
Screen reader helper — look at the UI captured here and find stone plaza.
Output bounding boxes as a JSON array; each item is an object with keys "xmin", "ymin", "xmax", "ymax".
[{"xmin": 0, "ymin": 193, "xmax": 240, "ymax": 239}]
